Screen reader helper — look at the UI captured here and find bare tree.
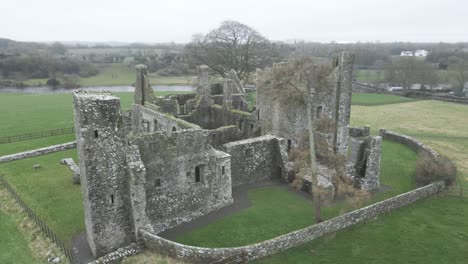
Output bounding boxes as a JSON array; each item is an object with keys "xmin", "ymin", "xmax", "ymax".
[
  {"xmin": 414, "ymin": 61, "xmax": 439, "ymax": 90},
  {"xmin": 385, "ymin": 57, "xmax": 439, "ymax": 90},
  {"xmin": 449, "ymin": 62, "xmax": 468, "ymax": 96},
  {"xmin": 385, "ymin": 57, "xmax": 417, "ymax": 89},
  {"xmin": 186, "ymin": 20, "xmax": 272, "ymax": 82},
  {"xmin": 269, "ymin": 59, "xmax": 333, "ymax": 223}
]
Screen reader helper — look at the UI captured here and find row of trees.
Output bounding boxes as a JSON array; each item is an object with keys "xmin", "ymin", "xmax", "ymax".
[
  {"xmin": 384, "ymin": 57, "xmax": 467, "ymax": 95},
  {"xmin": 0, "ymin": 40, "xmax": 98, "ymax": 81},
  {"xmin": 385, "ymin": 58, "xmax": 439, "ymax": 89}
]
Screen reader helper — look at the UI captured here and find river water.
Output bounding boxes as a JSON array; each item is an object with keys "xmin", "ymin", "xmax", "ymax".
[{"xmin": 0, "ymin": 85, "xmax": 194, "ymax": 93}]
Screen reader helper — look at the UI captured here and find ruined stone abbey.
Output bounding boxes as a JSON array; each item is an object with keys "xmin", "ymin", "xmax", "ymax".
[{"xmin": 72, "ymin": 52, "xmax": 382, "ymax": 257}]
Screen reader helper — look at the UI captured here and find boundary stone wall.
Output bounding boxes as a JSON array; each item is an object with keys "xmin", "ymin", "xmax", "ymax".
[
  {"xmin": 88, "ymin": 242, "xmax": 144, "ymax": 264},
  {"xmin": 0, "ymin": 142, "xmax": 77, "ymax": 164},
  {"xmin": 379, "ymin": 129, "xmax": 439, "ymax": 158},
  {"xmin": 140, "ymin": 181, "xmax": 445, "ymax": 264}
]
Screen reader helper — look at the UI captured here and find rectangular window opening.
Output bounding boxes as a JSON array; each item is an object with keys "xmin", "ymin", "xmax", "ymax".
[
  {"xmin": 94, "ymin": 130, "xmax": 98, "ymax": 138},
  {"xmin": 222, "ymin": 166, "xmax": 225, "ymax": 175},
  {"xmin": 245, "ymin": 148, "xmax": 253, "ymax": 158},
  {"xmin": 110, "ymin": 194, "xmax": 114, "ymax": 204},
  {"xmin": 155, "ymin": 178, "xmax": 161, "ymax": 187},
  {"xmin": 195, "ymin": 165, "xmax": 204, "ymax": 183}
]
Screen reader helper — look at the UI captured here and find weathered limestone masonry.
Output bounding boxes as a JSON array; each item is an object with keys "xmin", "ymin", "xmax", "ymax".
[
  {"xmin": 349, "ymin": 126, "xmax": 370, "ymax": 137},
  {"xmin": 255, "ymin": 53, "xmax": 381, "ymax": 193},
  {"xmin": 379, "ymin": 129, "xmax": 439, "ymax": 158},
  {"xmin": 88, "ymin": 242, "xmax": 144, "ymax": 264},
  {"xmin": 140, "ymin": 181, "xmax": 445, "ymax": 264},
  {"xmin": 0, "ymin": 142, "xmax": 76, "ymax": 164},
  {"xmin": 74, "ymin": 91, "xmax": 134, "ymax": 257},
  {"xmin": 347, "ymin": 126, "xmax": 382, "ymax": 191},
  {"xmin": 255, "ymin": 53, "xmax": 353, "ymax": 154},
  {"xmin": 60, "ymin": 158, "xmax": 80, "ymax": 184},
  {"xmin": 133, "ymin": 130, "xmax": 233, "ymax": 233},
  {"xmin": 134, "ymin": 65, "xmax": 156, "ymax": 105},
  {"xmin": 74, "ymin": 53, "xmax": 381, "ymax": 260},
  {"xmin": 132, "ymin": 103, "xmax": 201, "ymax": 135},
  {"xmin": 223, "ymin": 135, "xmax": 293, "ymax": 186}
]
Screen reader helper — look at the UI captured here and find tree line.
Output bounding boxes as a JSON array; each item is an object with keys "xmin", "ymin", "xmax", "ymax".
[{"xmin": 0, "ymin": 39, "xmax": 98, "ymax": 84}]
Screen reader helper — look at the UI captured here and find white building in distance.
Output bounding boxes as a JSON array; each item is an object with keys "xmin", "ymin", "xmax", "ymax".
[
  {"xmin": 400, "ymin": 51, "xmax": 414, "ymax": 56},
  {"xmin": 415, "ymin": 50, "xmax": 429, "ymax": 57}
]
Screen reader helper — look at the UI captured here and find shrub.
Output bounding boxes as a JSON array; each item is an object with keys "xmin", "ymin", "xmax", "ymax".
[
  {"xmin": 415, "ymin": 153, "xmax": 457, "ymax": 187},
  {"xmin": 46, "ymin": 78, "xmax": 60, "ymax": 88}
]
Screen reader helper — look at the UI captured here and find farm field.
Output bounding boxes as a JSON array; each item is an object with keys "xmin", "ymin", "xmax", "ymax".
[
  {"xmin": 24, "ymin": 63, "xmax": 196, "ymax": 87},
  {"xmin": 355, "ymin": 69, "xmax": 385, "ymax": 83},
  {"xmin": 354, "ymin": 69, "xmax": 450, "ymax": 84},
  {"xmin": 0, "ymin": 91, "xmax": 193, "ymax": 136},
  {"xmin": 351, "ymin": 93, "xmax": 416, "ymax": 106}
]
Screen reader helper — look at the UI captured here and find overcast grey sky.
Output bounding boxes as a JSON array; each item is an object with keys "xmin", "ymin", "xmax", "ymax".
[{"xmin": 1, "ymin": 0, "xmax": 467, "ymax": 43}]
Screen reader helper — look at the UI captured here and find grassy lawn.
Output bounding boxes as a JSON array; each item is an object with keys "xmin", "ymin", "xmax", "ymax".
[
  {"xmin": 355, "ymin": 69, "xmax": 385, "ymax": 83},
  {"xmin": 0, "ymin": 209, "xmax": 44, "ymax": 264},
  {"xmin": 351, "ymin": 93, "xmax": 417, "ymax": 106},
  {"xmin": 0, "ymin": 91, "xmax": 192, "ymax": 137},
  {"xmin": 351, "ymin": 99, "xmax": 468, "ymax": 184},
  {"xmin": 0, "ymin": 149, "xmax": 82, "ymax": 245},
  {"xmin": 255, "ymin": 196, "xmax": 468, "ymax": 264},
  {"xmin": 174, "ymin": 140, "xmax": 416, "ymax": 248},
  {"xmin": 24, "ymin": 63, "xmax": 195, "ymax": 87}
]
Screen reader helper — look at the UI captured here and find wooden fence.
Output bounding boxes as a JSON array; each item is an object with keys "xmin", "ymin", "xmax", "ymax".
[
  {"xmin": 0, "ymin": 127, "xmax": 75, "ymax": 144},
  {"xmin": 0, "ymin": 175, "xmax": 76, "ymax": 263}
]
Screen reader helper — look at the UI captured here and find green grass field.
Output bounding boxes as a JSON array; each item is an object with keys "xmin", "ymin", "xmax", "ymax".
[
  {"xmin": 0, "ymin": 149, "xmax": 82, "ymax": 245},
  {"xmin": 0, "ymin": 209, "xmax": 44, "ymax": 264},
  {"xmin": 355, "ymin": 69, "xmax": 385, "ymax": 83},
  {"xmin": 255, "ymin": 196, "xmax": 468, "ymax": 264},
  {"xmin": 24, "ymin": 63, "xmax": 196, "ymax": 87},
  {"xmin": 351, "ymin": 93, "xmax": 416, "ymax": 106},
  {"xmin": 0, "ymin": 91, "xmax": 191, "ymax": 138},
  {"xmin": 351, "ymin": 99, "xmax": 468, "ymax": 184}
]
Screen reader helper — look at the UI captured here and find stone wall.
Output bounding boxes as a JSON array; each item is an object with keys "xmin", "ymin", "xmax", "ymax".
[
  {"xmin": 210, "ymin": 125, "xmax": 243, "ymax": 148},
  {"xmin": 379, "ymin": 129, "xmax": 439, "ymax": 158},
  {"xmin": 255, "ymin": 52, "xmax": 354, "ymax": 155},
  {"xmin": 59, "ymin": 158, "xmax": 80, "ymax": 184},
  {"xmin": 140, "ymin": 181, "xmax": 444, "ymax": 263},
  {"xmin": 361, "ymin": 136, "xmax": 382, "ymax": 191},
  {"xmin": 349, "ymin": 126, "xmax": 370, "ymax": 137},
  {"xmin": 181, "ymin": 104, "xmax": 258, "ymax": 139},
  {"xmin": 89, "ymin": 242, "xmax": 144, "ymax": 264},
  {"xmin": 73, "ymin": 91, "xmax": 134, "ymax": 257},
  {"xmin": 223, "ymin": 135, "xmax": 292, "ymax": 186},
  {"xmin": 0, "ymin": 142, "xmax": 76, "ymax": 164},
  {"xmin": 133, "ymin": 130, "xmax": 233, "ymax": 234},
  {"xmin": 132, "ymin": 103, "xmax": 201, "ymax": 135}
]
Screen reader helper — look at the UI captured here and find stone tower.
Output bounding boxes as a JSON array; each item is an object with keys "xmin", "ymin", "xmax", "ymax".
[
  {"xmin": 134, "ymin": 65, "xmax": 155, "ymax": 105},
  {"xmin": 73, "ymin": 91, "xmax": 134, "ymax": 257},
  {"xmin": 331, "ymin": 52, "xmax": 354, "ymax": 156}
]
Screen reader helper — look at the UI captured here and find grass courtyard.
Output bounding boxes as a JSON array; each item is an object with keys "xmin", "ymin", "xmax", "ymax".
[
  {"xmin": 174, "ymin": 140, "xmax": 417, "ymax": 248},
  {"xmin": 0, "ymin": 92, "xmax": 467, "ymax": 263}
]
